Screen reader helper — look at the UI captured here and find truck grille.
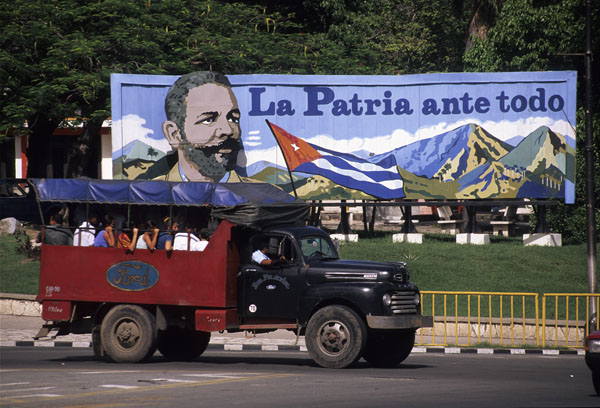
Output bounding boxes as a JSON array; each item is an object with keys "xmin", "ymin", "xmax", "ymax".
[{"xmin": 390, "ymin": 291, "xmax": 417, "ymax": 314}]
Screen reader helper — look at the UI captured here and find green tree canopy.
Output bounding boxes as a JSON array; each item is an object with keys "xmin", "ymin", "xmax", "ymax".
[{"xmin": 464, "ymin": 0, "xmax": 600, "ymax": 243}]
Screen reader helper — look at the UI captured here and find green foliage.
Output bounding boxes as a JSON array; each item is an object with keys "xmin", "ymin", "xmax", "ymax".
[
  {"xmin": 0, "ymin": 234, "xmax": 40, "ymax": 295},
  {"xmin": 339, "ymin": 234, "xmax": 591, "ymax": 295},
  {"xmin": 463, "ymin": 0, "xmax": 590, "ymax": 72},
  {"xmin": 14, "ymin": 230, "xmax": 40, "ymax": 262},
  {"xmin": 464, "ymin": 0, "xmax": 600, "ymax": 244}
]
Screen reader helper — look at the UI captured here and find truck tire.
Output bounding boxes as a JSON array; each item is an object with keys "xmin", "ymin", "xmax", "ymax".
[
  {"xmin": 363, "ymin": 329, "xmax": 415, "ymax": 368},
  {"xmin": 91, "ymin": 325, "xmax": 104, "ymax": 358},
  {"xmin": 100, "ymin": 305, "xmax": 157, "ymax": 363},
  {"xmin": 158, "ymin": 327, "xmax": 211, "ymax": 361},
  {"xmin": 305, "ymin": 305, "xmax": 367, "ymax": 369}
]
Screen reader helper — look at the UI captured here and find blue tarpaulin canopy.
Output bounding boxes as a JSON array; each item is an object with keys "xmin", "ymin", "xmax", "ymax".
[{"xmin": 30, "ymin": 178, "xmax": 308, "ymax": 229}]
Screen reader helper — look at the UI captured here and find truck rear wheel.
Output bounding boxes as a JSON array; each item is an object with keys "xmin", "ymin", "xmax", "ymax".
[
  {"xmin": 363, "ymin": 329, "xmax": 415, "ymax": 368},
  {"xmin": 91, "ymin": 325, "xmax": 104, "ymax": 357},
  {"xmin": 158, "ymin": 327, "xmax": 211, "ymax": 361},
  {"xmin": 101, "ymin": 305, "xmax": 157, "ymax": 363},
  {"xmin": 305, "ymin": 305, "xmax": 367, "ymax": 369}
]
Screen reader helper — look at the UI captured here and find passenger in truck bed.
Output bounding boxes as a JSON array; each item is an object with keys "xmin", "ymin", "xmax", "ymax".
[
  {"xmin": 94, "ymin": 215, "xmax": 116, "ymax": 247},
  {"xmin": 173, "ymin": 222, "xmax": 204, "ymax": 251},
  {"xmin": 36, "ymin": 213, "xmax": 73, "ymax": 246},
  {"xmin": 73, "ymin": 213, "xmax": 98, "ymax": 247},
  {"xmin": 156, "ymin": 217, "xmax": 177, "ymax": 252},
  {"xmin": 117, "ymin": 222, "xmax": 139, "ymax": 252},
  {"xmin": 136, "ymin": 220, "xmax": 159, "ymax": 251},
  {"xmin": 197, "ymin": 228, "xmax": 210, "ymax": 251}
]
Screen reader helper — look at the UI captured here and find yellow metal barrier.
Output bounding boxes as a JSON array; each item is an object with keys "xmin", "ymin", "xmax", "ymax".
[
  {"xmin": 541, "ymin": 293, "xmax": 600, "ymax": 348},
  {"xmin": 417, "ymin": 291, "xmax": 539, "ymax": 347}
]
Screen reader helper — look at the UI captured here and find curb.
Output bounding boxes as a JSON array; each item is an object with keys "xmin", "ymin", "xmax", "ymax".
[
  {"xmin": 0, "ymin": 293, "xmax": 41, "ymax": 317},
  {"xmin": 0, "ymin": 340, "xmax": 584, "ymax": 356}
]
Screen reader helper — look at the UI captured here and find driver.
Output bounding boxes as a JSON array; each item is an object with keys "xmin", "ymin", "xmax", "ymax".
[{"xmin": 252, "ymin": 240, "xmax": 286, "ymax": 266}]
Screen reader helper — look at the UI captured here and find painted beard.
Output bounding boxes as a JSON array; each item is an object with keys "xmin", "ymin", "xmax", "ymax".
[{"xmin": 181, "ymin": 137, "xmax": 242, "ymax": 181}]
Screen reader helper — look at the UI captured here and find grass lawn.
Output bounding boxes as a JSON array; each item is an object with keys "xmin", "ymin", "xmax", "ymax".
[
  {"xmin": 338, "ymin": 233, "xmax": 591, "ymax": 295},
  {"xmin": 0, "ymin": 234, "xmax": 40, "ymax": 295}
]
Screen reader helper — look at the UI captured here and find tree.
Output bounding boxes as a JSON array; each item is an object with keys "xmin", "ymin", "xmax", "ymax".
[
  {"xmin": 1, "ymin": 0, "xmax": 193, "ymax": 176},
  {"xmin": 0, "ymin": 0, "xmax": 326, "ymax": 177},
  {"xmin": 464, "ymin": 0, "xmax": 600, "ymax": 243},
  {"xmin": 461, "ymin": 0, "xmax": 504, "ymax": 52}
]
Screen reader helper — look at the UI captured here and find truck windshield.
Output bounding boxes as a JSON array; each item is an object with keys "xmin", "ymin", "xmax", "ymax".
[{"xmin": 299, "ymin": 236, "xmax": 338, "ymax": 260}]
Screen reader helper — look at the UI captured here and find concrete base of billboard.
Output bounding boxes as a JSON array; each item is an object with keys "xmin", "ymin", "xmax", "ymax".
[
  {"xmin": 456, "ymin": 233, "xmax": 490, "ymax": 245},
  {"xmin": 392, "ymin": 233, "xmax": 423, "ymax": 244},
  {"xmin": 330, "ymin": 234, "xmax": 359, "ymax": 243},
  {"xmin": 523, "ymin": 233, "xmax": 562, "ymax": 247}
]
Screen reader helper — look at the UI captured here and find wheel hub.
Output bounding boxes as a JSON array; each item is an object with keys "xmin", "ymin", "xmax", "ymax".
[
  {"xmin": 318, "ymin": 322, "xmax": 348, "ymax": 355},
  {"xmin": 115, "ymin": 320, "xmax": 140, "ymax": 349}
]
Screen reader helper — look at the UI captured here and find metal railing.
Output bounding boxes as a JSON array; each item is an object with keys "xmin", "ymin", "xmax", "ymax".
[
  {"xmin": 416, "ymin": 291, "xmax": 600, "ymax": 349},
  {"xmin": 541, "ymin": 293, "xmax": 600, "ymax": 348},
  {"xmin": 417, "ymin": 291, "xmax": 539, "ymax": 347}
]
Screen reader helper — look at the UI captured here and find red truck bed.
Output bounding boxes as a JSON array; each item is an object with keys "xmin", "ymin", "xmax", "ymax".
[{"xmin": 37, "ymin": 221, "xmax": 239, "ymax": 321}]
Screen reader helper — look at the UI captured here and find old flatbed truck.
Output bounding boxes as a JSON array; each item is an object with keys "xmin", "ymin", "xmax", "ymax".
[{"xmin": 32, "ymin": 178, "xmax": 432, "ymax": 368}]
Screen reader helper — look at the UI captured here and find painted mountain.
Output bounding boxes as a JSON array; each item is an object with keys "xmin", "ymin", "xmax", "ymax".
[
  {"xmin": 455, "ymin": 126, "xmax": 575, "ymax": 199},
  {"xmin": 384, "ymin": 124, "xmax": 574, "ymax": 199},
  {"xmin": 112, "ymin": 140, "xmax": 167, "ymax": 180},
  {"xmin": 371, "ymin": 124, "xmax": 512, "ymax": 182}
]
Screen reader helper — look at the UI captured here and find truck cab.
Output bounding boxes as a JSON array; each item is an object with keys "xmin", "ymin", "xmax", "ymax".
[{"xmin": 32, "ymin": 178, "xmax": 431, "ymax": 368}]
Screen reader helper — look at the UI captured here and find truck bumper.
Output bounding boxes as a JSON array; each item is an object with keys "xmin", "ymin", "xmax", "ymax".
[{"xmin": 366, "ymin": 314, "xmax": 433, "ymax": 330}]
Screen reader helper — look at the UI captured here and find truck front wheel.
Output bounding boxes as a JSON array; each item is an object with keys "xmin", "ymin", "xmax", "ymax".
[
  {"xmin": 305, "ymin": 305, "xmax": 367, "ymax": 369},
  {"xmin": 363, "ymin": 329, "xmax": 415, "ymax": 368},
  {"xmin": 158, "ymin": 327, "xmax": 211, "ymax": 361},
  {"xmin": 101, "ymin": 305, "xmax": 157, "ymax": 363}
]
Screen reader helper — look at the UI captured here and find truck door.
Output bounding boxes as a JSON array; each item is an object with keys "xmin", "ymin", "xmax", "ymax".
[{"xmin": 240, "ymin": 235, "xmax": 305, "ymax": 321}]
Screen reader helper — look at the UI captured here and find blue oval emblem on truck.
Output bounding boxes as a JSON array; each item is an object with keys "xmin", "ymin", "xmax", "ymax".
[{"xmin": 106, "ymin": 261, "xmax": 159, "ymax": 291}]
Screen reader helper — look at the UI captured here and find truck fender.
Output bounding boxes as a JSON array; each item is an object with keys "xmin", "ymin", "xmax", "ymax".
[
  {"xmin": 92, "ymin": 303, "xmax": 157, "ymax": 327},
  {"xmin": 298, "ymin": 283, "xmax": 383, "ymax": 326}
]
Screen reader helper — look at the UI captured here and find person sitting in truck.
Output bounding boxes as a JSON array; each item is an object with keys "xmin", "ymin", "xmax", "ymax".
[
  {"xmin": 94, "ymin": 215, "xmax": 116, "ymax": 247},
  {"xmin": 136, "ymin": 220, "xmax": 159, "ymax": 251},
  {"xmin": 156, "ymin": 217, "xmax": 177, "ymax": 252},
  {"xmin": 35, "ymin": 213, "xmax": 73, "ymax": 246},
  {"xmin": 252, "ymin": 240, "xmax": 285, "ymax": 266},
  {"xmin": 73, "ymin": 213, "xmax": 98, "ymax": 247},
  {"xmin": 173, "ymin": 222, "xmax": 204, "ymax": 251},
  {"xmin": 197, "ymin": 228, "xmax": 210, "ymax": 251},
  {"xmin": 117, "ymin": 222, "xmax": 139, "ymax": 252}
]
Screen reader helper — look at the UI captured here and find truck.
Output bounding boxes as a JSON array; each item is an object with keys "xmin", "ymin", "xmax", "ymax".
[{"xmin": 32, "ymin": 178, "xmax": 432, "ymax": 368}]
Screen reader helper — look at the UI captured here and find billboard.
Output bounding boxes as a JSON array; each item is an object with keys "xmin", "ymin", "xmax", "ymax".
[{"xmin": 111, "ymin": 71, "xmax": 577, "ymax": 203}]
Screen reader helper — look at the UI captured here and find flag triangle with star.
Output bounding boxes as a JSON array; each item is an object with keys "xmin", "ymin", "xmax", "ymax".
[{"xmin": 266, "ymin": 120, "xmax": 322, "ymax": 171}]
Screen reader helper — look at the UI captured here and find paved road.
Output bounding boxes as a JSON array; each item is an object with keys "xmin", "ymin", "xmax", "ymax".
[{"xmin": 0, "ymin": 346, "xmax": 597, "ymax": 408}]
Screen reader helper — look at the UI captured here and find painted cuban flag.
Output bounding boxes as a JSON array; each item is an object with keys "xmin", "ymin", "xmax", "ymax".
[{"xmin": 266, "ymin": 121, "xmax": 405, "ymax": 199}]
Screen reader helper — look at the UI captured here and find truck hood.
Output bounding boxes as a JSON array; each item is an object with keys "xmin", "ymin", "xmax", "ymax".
[{"xmin": 306, "ymin": 259, "xmax": 408, "ymax": 284}]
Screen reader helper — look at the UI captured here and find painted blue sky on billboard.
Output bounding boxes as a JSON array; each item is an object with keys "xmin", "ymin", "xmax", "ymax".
[{"xmin": 111, "ymin": 71, "xmax": 576, "ymax": 203}]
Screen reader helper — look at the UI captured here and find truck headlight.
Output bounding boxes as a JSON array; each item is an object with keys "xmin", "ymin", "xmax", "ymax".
[
  {"xmin": 414, "ymin": 293, "xmax": 421, "ymax": 305},
  {"xmin": 383, "ymin": 293, "xmax": 392, "ymax": 307}
]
